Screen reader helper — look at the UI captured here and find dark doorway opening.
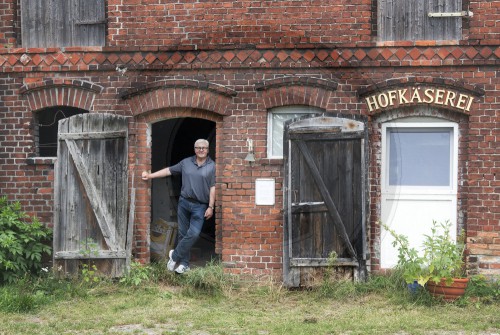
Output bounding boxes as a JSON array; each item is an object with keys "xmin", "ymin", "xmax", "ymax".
[{"xmin": 150, "ymin": 117, "xmax": 217, "ymax": 267}]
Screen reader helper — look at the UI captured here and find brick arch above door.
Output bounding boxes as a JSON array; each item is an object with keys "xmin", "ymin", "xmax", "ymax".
[
  {"xmin": 20, "ymin": 79, "xmax": 103, "ymax": 112},
  {"xmin": 120, "ymin": 79, "xmax": 236, "ymax": 117}
]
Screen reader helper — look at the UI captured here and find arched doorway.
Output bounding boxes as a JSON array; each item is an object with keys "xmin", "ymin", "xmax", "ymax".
[{"xmin": 149, "ymin": 117, "xmax": 217, "ymax": 266}]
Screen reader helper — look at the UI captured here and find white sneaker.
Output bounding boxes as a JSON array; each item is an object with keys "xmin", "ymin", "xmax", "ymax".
[
  {"xmin": 175, "ymin": 264, "xmax": 190, "ymax": 274},
  {"xmin": 167, "ymin": 250, "xmax": 176, "ymax": 272}
]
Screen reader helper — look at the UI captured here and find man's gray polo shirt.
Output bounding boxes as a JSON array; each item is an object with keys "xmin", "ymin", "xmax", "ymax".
[{"xmin": 169, "ymin": 155, "xmax": 215, "ymax": 204}]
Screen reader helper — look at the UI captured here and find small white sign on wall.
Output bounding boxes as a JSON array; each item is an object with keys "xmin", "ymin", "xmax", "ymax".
[{"xmin": 255, "ymin": 178, "xmax": 275, "ymax": 205}]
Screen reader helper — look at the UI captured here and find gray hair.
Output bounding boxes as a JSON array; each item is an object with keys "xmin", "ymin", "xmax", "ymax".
[{"xmin": 194, "ymin": 139, "xmax": 209, "ymax": 148}]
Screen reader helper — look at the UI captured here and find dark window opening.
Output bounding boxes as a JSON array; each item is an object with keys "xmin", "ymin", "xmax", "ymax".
[{"xmin": 35, "ymin": 106, "xmax": 88, "ymax": 157}]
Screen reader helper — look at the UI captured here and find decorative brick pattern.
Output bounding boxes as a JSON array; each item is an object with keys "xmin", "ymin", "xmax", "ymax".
[{"xmin": 0, "ymin": 45, "xmax": 498, "ymax": 72}]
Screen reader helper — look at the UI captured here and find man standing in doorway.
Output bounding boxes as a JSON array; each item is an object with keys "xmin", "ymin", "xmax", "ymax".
[{"xmin": 142, "ymin": 139, "xmax": 216, "ymax": 274}]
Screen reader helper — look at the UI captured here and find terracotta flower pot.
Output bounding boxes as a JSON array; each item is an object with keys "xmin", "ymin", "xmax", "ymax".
[{"xmin": 426, "ymin": 278, "xmax": 469, "ymax": 301}]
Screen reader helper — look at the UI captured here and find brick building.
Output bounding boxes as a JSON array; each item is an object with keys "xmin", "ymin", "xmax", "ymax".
[{"xmin": 0, "ymin": 0, "xmax": 498, "ymax": 284}]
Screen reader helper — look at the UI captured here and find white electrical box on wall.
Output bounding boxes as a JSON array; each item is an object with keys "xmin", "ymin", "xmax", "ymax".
[{"xmin": 255, "ymin": 178, "xmax": 275, "ymax": 206}]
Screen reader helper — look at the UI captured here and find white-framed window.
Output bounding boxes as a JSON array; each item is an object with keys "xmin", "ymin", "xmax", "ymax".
[
  {"xmin": 267, "ymin": 105, "xmax": 323, "ymax": 158},
  {"xmin": 383, "ymin": 122, "xmax": 458, "ymax": 194},
  {"xmin": 380, "ymin": 118, "xmax": 459, "ymax": 268}
]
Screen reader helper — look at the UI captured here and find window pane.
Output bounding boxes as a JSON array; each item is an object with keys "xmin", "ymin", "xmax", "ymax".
[
  {"xmin": 271, "ymin": 113, "xmax": 308, "ymax": 157},
  {"xmin": 389, "ymin": 129, "xmax": 451, "ymax": 186},
  {"xmin": 268, "ymin": 106, "xmax": 323, "ymax": 158}
]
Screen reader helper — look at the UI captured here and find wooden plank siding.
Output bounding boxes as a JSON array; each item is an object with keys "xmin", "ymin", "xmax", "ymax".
[
  {"xmin": 21, "ymin": 0, "xmax": 105, "ymax": 48},
  {"xmin": 378, "ymin": 0, "xmax": 462, "ymax": 41},
  {"xmin": 291, "ymin": 138, "xmax": 360, "ymax": 260}
]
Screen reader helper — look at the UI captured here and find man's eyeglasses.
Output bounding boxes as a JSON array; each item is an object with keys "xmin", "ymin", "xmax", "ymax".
[{"xmin": 195, "ymin": 147, "xmax": 208, "ymax": 151}]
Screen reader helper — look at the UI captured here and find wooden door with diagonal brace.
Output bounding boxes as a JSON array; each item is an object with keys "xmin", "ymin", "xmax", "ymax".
[
  {"xmin": 53, "ymin": 113, "xmax": 129, "ymax": 277},
  {"xmin": 283, "ymin": 114, "xmax": 368, "ymax": 287}
]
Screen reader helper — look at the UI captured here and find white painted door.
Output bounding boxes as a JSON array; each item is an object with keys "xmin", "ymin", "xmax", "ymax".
[{"xmin": 380, "ymin": 119, "xmax": 458, "ymax": 268}]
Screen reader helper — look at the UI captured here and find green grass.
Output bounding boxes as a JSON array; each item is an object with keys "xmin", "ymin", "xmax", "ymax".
[{"xmin": 0, "ymin": 263, "xmax": 498, "ymax": 335}]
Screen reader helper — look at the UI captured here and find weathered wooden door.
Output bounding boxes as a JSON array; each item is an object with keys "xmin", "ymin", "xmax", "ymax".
[
  {"xmin": 283, "ymin": 114, "xmax": 368, "ymax": 287},
  {"xmin": 53, "ymin": 114, "xmax": 129, "ymax": 277},
  {"xmin": 378, "ymin": 0, "xmax": 462, "ymax": 41},
  {"xmin": 21, "ymin": 0, "xmax": 106, "ymax": 48}
]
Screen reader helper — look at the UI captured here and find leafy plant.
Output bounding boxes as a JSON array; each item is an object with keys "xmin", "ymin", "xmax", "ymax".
[
  {"xmin": 0, "ymin": 196, "xmax": 52, "ymax": 284},
  {"xmin": 77, "ymin": 237, "xmax": 106, "ymax": 284},
  {"xmin": 80, "ymin": 263, "xmax": 101, "ymax": 284},
  {"xmin": 382, "ymin": 220, "xmax": 465, "ymax": 286},
  {"xmin": 120, "ymin": 262, "xmax": 152, "ymax": 287},
  {"xmin": 465, "ymin": 274, "xmax": 500, "ymax": 304},
  {"xmin": 79, "ymin": 237, "xmax": 100, "ymax": 258}
]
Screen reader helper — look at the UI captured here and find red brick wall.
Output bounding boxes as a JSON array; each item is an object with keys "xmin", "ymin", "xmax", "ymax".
[
  {"xmin": 2, "ymin": 0, "xmax": 497, "ymax": 48},
  {"xmin": 0, "ymin": 74, "xmax": 56, "ymax": 223},
  {"xmin": 468, "ymin": 0, "xmax": 500, "ymax": 43},
  {"xmin": 1, "ymin": 0, "xmax": 499, "ymax": 48},
  {"xmin": 0, "ymin": 0, "xmax": 15, "ymax": 46},
  {"xmin": 0, "ymin": 0, "xmax": 498, "ymax": 279},
  {"xmin": 107, "ymin": 0, "xmax": 372, "ymax": 48}
]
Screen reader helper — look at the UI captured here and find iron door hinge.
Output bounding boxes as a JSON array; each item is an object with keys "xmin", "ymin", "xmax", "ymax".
[{"xmin": 428, "ymin": 11, "xmax": 473, "ymax": 18}]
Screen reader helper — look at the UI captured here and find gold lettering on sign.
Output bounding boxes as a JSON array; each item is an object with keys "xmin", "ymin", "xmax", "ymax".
[
  {"xmin": 378, "ymin": 93, "xmax": 389, "ymax": 108},
  {"xmin": 456, "ymin": 94, "xmax": 468, "ymax": 109},
  {"xmin": 398, "ymin": 89, "xmax": 409, "ymax": 104},
  {"xmin": 424, "ymin": 89, "xmax": 435, "ymax": 103},
  {"xmin": 364, "ymin": 86, "xmax": 475, "ymax": 113},
  {"xmin": 410, "ymin": 88, "xmax": 422, "ymax": 103},
  {"xmin": 387, "ymin": 90, "xmax": 397, "ymax": 106},
  {"xmin": 465, "ymin": 96, "xmax": 474, "ymax": 111},
  {"xmin": 435, "ymin": 89, "xmax": 445, "ymax": 104},
  {"xmin": 445, "ymin": 91, "xmax": 456, "ymax": 107},
  {"xmin": 365, "ymin": 95, "xmax": 379, "ymax": 112}
]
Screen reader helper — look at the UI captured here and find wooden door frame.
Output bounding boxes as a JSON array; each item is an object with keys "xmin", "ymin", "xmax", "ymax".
[{"xmin": 283, "ymin": 113, "xmax": 369, "ymax": 287}]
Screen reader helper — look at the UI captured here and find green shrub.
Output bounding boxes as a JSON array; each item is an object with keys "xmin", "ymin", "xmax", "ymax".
[
  {"xmin": 0, "ymin": 196, "xmax": 52, "ymax": 284},
  {"xmin": 382, "ymin": 220, "xmax": 465, "ymax": 286}
]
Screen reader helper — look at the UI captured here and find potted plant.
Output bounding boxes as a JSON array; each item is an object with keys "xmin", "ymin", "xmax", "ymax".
[{"xmin": 383, "ymin": 220, "xmax": 468, "ymax": 301}]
